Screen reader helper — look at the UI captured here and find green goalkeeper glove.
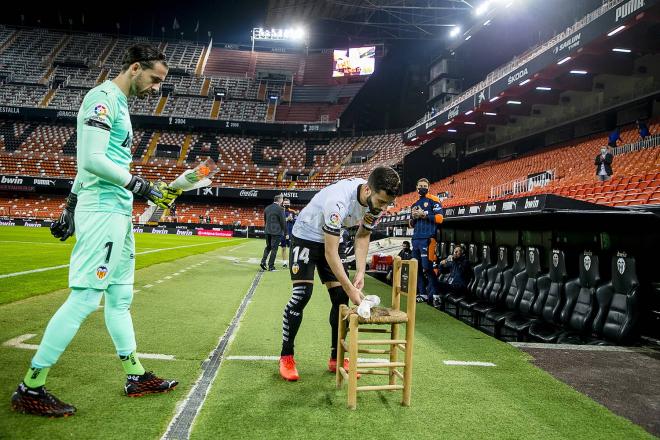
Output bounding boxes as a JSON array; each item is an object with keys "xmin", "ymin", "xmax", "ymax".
[{"xmin": 125, "ymin": 176, "xmax": 182, "ymax": 209}]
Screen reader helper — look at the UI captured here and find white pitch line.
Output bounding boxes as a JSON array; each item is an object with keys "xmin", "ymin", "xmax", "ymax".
[
  {"xmin": 509, "ymin": 342, "xmax": 637, "ymax": 352},
  {"xmin": 164, "ymin": 276, "xmax": 172, "ymax": 280},
  {"xmin": 3, "ymin": 334, "xmax": 175, "ymax": 360},
  {"xmin": 144, "ymin": 284, "xmax": 154, "ymax": 288},
  {"xmin": 0, "ymin": 264, "xmax": 70, "ymax": 279},
  {"xmin": 162, "ymin": 271, "xmax": 263, "ymax": 439},
  {"xmin": 156, "ymin": 279, "xmax": 164, "ymax": 284},
  {"xmin": 226, "ymin": 355, "xmax": 279, "ymax": 361},
  {"xmin": 443, "ymin": 360, "xmax": 496, "ymax": 367},
  {"xmin": 0, "ymin": 241, "xmax": 237, "ymax": 279},
  {"xmin": 223, "ymin": 356, "xmax": 391, "ymax": 363},
  {"xmin": 173, "ymin": 273, "xmax": 181, "ymax": 276},
  {"xmin": 0, "ymin": 240, "xmax": 72, "ymax": 246},
  {"xmin": 228, "ymin": 243, "xmax": 247, "ymax": 253},
  {"xmin": 134, "ymin": 289, "xmax": 141, "ymax": 293}
]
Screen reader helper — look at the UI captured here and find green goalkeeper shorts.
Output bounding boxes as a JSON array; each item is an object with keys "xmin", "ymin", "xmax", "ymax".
[{"xmin": 69, "ymin": 211, "xmax": 135, "ymax": 289}]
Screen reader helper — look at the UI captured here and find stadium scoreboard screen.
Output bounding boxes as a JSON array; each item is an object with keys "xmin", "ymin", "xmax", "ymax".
[{"xmin": 333, "ymin": 46, "xmax": 375, "ymax": 77}]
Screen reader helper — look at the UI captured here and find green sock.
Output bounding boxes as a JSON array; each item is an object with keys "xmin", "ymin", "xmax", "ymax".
[
  {"xmin": 119, "ymin": 352, "xmax": 145, "ymax": 375},
  {"xmin": 23, "ymin": 367, "xmax": 50, "ymax": 388}
]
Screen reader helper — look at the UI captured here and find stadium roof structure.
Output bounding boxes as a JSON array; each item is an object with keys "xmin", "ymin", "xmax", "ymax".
[
  {"xmin": 404, "ymin": 0, "xmax": 660, "ymax": 145},
  {"xmin": 265, "ymin": 0, "xmax": 472, "ymax": 41}
]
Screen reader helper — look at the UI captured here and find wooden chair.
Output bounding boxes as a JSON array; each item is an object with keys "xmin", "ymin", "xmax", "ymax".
[{"xmin": 336, "ymin": 256, "xmax": 418, "ymax": 409}]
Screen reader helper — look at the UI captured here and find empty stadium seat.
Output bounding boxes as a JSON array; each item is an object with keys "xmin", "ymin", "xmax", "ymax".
[
  {"xmin": 480, "ymin": 246, "xmax": 532, "ymax": 336},
  {"xmin": 503, "ymin": 249, "xmax": 568, "ymax": 341},
  {"xmin": 456, "ymin": 245, "xmax": 496, "ymax": 324},
  {"xmin": 561, "ymin": 253, "xmax": 640, "ymax": 345},
  {"xmin": 529, "ymin": 251, "xmax": 600, "ymax": 343}
]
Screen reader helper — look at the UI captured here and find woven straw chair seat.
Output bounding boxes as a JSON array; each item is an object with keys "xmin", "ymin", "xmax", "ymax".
[{"xmin": 341, "ymin": 306, "xmax": 408, "ymax": 324}]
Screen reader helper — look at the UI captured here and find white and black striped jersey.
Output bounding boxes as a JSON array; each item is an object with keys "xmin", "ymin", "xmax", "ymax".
[{"xmin": 292, "ymin": 178, "xmax": 380, "ymax": 243}]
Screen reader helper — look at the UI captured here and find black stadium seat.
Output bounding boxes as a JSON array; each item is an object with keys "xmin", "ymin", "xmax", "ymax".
[
  {"xmin": 457, "ymin": 245, "xmax": 495, "ymax": 323},
  {"xmin": 564, "ymin": 253, "xmax": 641, "ymax": 345},
  {"xmin": 477, "ymin": 246, "xmax": 527, "ymax": 335},
  {"xmin": 484, "ymin": 247, "xmax": 542, "ymax": 338},
  {"xmin": 472, "ymin": 246, "xmax": 517, "ymax": 326},
  {"xmin": 503, "ymin": 249, "xmax": 567, "ymax": 341},
  {"xmin": 530, "ymin": 251, "xmax": 600, "ymax": 343}
]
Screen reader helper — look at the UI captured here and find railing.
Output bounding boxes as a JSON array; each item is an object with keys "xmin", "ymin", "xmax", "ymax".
[
  {"xmin": 490, "ymin": 169, "xmax": 556, "ymax": 199},
  {"xmin": 409, "ymin": 0, "xmax": 625, "ymax": 132},
  {"xmin": 612, "ymin": 134, "xmax": 660, "ymax": 156}
]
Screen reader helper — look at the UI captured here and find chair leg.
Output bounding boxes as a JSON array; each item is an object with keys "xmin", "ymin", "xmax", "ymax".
[
  {"xmin": 348, "ymin": 314, "xmax": 359, "ymax": 410},
  {"xmin": 402, "ymin": 322, "xmax": 415, "ymax": 407},
  {"xmin": 389, "ymin": 323, "xmax": 399, "ymax": 386},
  {"xmin": 336, "ymin": 305, "xmax": 348, "ymax": 389}
]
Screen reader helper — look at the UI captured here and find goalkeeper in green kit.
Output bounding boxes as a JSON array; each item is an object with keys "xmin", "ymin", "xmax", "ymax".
[{"xmin": 11, "ymin": 44, "xmax": 181, "ymax": 417}]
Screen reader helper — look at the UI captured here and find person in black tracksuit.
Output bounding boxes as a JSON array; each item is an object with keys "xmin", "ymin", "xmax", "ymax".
[{"xmin": 261, "ymin": 194, "xmax": 286, "ymax": 271}]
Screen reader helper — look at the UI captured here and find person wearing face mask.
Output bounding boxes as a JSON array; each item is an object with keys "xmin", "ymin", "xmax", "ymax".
[
  {"xmin": 594, "ymin": 146, "xmax": 614, "ymax": 182},
  {"xmin": 409, "ymin": 178, "xmax": 444, "ymax": 305},
  {"xmin": 278, "ymin": 167, "xmax": 400, "ymax": 381}
]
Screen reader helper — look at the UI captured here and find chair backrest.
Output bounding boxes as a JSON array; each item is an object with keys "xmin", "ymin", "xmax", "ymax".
[
  {"xmin": 502, "ymin": 246, "xmax": 527, "ymax": 310},
  {"xmin": 439, "ymin": 241, "xmax": 447, "ymax": 259},
  {"xmin": 467, "ymin": 243, "xmax": 482, "ymax": 293},
  {"xmin": 562, "ymin": 251, "xmax": 600, "ymax": 333},
  {"xmin": 593, "ymin": 252, "xmax": 640, "ymax": 343},
  {"xmin": 535, "ymin": 249, "xmax": 567, "ymax": 320},
  {"xmin": 483, "ymin": 246, "xmax": 508, "ymax": 301},
  {"xmin": 392, "ymin": 256, "xmax": 419, "ymax": 314},
  {"xmin": 474, "ymin": 244, "xmax": 493, "ymax": 296},
  {"xmin": 517, "ymin": 247, "xmax": 543, "ymax": 315}
]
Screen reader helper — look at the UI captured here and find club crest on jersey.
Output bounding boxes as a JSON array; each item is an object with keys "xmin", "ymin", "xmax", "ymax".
[
  {"xmin": 423, "ymin": 202, "xmax": 428, "ymax": 208},
  {"xmin": 329, "ymin": 212, "xmax": 341, "ymax": 227},
  {"xmin": 96, "ymin": 265, "xmax": 109, "ymax": 280},
  {"xmin": 291, "ymin": 263, "xmax": 300, "ymax": 275},
  {"xmin": 93, "ymin": 104, "xmax": 108, "ymax": 119}
]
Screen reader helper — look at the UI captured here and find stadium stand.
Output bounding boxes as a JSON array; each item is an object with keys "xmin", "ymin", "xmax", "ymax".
[
  {"xmin": 391, "ymin": 122, "xmax": 660, "ymax": 211},
  {"xmin": 0, "ymin": 26, "xmax": 369, "ymax": 124},
  {"xmin": 0, "ymin": 194, "xmax": 267, "ymax": 226},
  {"xmin": 0, "ymin": 120, "xmax": 409, "ymax": 189}
]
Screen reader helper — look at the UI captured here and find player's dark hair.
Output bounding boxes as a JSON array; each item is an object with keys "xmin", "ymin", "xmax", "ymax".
[
  {"xmin": 367, "ymin": 166, "xmax": 400, "ymax": 197},
  {"xmin": 121, "ymin": 43, "xmax": 167, "ymax": 72},
  {"xmin": 416, "ymin": 178, "xmax": 430, "ymax": 185}
]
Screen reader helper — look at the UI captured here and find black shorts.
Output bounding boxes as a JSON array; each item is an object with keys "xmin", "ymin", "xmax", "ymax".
[{"xmin": 289, "ymin": 236, "xmax": 348, "ymax": 283}]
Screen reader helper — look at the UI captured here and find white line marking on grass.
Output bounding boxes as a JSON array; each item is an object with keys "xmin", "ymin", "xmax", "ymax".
[
  {"xmin": 162, "ymin": 271, "xmax": 263, "ymax": 440},
  {"xmin": 173, "ymin": 273, "xmax": 181, "ymax": 276},
  {"xmin": 226, "ymin": 355, "xmax": 279, "ymax": 361},
  {"xmin": 165, "ymin": 276, "xmax": 172, "ymax": 280},
  {"xmin": 0, "ymin": 240, "xmax": 71, "ymax": 246},
  {"xmin": 509, "ymin": 342, "xmax": 638, "ymax": 352},
  {"xmin": 156, "ymin": 279, "xmax": 164, "ymax": 284},
  {"xmin": 4, "ymin": 334, "xmax": 39, "ymax": 349},
  {"xmin": 134, "ymin": 290, "xmax": 141, "ymax": 293},
  {"xmin": 228, "ymin": 243, "xmax": 247, "ymax": 253},
  {"xmin": 443, "ymin": 360, "xmax": 496, "ymax": 367},
  {"xmin": 3, "ymin": 334, "xmax": 175, "ymax": 360},
  {"xmin": 144, "ymin": 284, "xmax": 154, "ymax": 288},
  {"xmin": 0, "ymin": 264, "xmax": 70, "ymax": 279},
  {"xmin": 139, "ymin": 353, "xmax": 176, "ymax": 361},
  {"xmin": 0, "ymin": 241, "xmax": 235, "ymax": 279},
  {"xmin": 223, "ymin": 356, "xmax": 388, "ymax": 363}
]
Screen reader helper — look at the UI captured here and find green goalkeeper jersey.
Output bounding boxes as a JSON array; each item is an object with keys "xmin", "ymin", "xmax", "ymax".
[{"xmin": 75, "ymin": 80, "xmax": 134, "ymax": 215}]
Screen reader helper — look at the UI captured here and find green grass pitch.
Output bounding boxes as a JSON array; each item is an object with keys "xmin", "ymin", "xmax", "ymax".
[{"xmin": 0, "ymin": 228, "xmax": 652, "ymax": 439}]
